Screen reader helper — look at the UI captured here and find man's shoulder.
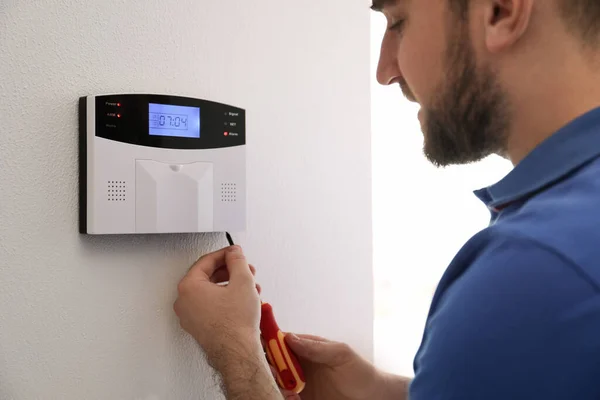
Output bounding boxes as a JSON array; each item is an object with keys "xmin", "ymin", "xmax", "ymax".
[
  {"xmin": 409, "ymin": 132, "xmax": 600, "ymax": 399},
  {"xmin": 441, "ymin": 155, "xmax": 600, "ymax": 313},
  {"xmin": 410, "ymin": 229, "xmax": 600, "ymax": 399},
  {"xmin": 418, "ymin": 155, "xmax": 600, "ymax": 364},
  {"xmin": 441, "ymin": 223, "xmax": 598, "ymax": 300},
  {"xmin": 494, "ymin": 156, "xmax": 600, "ymax": 286},
  {"xmin": 440, "ymin": 228, "xmax": 600, "ymax": 310}
]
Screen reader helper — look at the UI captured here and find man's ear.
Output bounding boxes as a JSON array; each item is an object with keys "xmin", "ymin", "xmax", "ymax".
[{"xmin": 483, "ymin": 0, "xmax": 535, "ymax": 53}]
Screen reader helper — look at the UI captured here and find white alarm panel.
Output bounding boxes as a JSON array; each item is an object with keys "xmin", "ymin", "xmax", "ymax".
[{"xmin": 79, "ymin": 93, "xmax": 246, "ymax": 235}]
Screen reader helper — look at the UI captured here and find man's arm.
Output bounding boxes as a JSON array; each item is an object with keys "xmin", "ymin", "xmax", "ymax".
[
  {"xmin": 173, "ymin": 245, "xmax": 407, "ymax": 400},
  {"xmin": 210, "ymin": 338, "xmax": 283, "ymax": 400},
  {"xmin": 173, "ymin": 246, "xmax": 283, "ymax": 400},
  {"xmin": 379, "ymin": 372, "xmax": 411, "ymax": 400},
  {"xmin": 212, "ymin": 335, "xmax": 411, "ymax": 400}
]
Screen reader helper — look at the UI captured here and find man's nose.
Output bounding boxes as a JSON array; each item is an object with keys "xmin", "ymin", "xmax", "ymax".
[{"xmin": 376, "ymin": 34, "xmax": 402, "ymax": 86}]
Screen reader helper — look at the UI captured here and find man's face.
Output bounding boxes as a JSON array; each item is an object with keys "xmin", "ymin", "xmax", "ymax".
[{"xmin": 375, "ymin": 0, "xmax": 511, "ymax": 167}]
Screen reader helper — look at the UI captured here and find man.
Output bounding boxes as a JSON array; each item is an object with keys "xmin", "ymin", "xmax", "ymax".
[{"xmin": 173, "ymin": 0, "xmax": 600, "ymax": 398}]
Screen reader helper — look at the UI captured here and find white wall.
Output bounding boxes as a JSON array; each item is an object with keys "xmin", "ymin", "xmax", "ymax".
[{"xmin": 0, "ymin": 1, "xmax": 373, "ymax": 399}]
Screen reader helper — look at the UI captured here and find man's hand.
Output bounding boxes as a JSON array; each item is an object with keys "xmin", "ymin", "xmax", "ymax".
[
  {"xmin": 173, "ymin": 245, "xmax": 283, "ymax": 400},
  {"xmin": 283, "ymin": 334, "xmax": 410, "ymax": 400},
  {"xmin": 174, "ymin": 245, "xmax": 261, "ymax": 362}
]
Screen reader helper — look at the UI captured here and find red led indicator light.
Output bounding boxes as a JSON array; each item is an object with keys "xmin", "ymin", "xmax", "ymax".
[
  {"xmin": 224, "ymin": 132, "xmax": 228, "ymax": 136},
  {"xmin": 117, "ymin": 114, "xmax": 121, "ymax": 118},
  {"xmin": 117, "ymin": 103, "xmax": 121, "ymax": 107}
]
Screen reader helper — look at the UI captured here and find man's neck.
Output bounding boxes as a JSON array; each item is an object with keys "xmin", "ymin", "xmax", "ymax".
[{"xmin": 505, "ymin": 58, "xmax": 600, "ymax": 166}]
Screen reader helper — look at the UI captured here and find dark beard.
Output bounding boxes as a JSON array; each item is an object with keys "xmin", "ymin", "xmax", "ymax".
[{"xmin": 422, "ymin": 25, "xmax": 511, "ymax": 167}]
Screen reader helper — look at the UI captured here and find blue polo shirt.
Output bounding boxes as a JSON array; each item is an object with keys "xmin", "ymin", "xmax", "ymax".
[{"xmin": 409, "ymin": 107, "xmax": 600, "ymax": 399}]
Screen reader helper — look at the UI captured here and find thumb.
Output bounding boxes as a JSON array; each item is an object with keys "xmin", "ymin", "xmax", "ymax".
[
  {"xmin": 286, "ymin": 334, "xmax": 352, "ymax": 366},
  {"xmin": 225, "ymin": 246, "xmax": 253, "ymax": 287}
]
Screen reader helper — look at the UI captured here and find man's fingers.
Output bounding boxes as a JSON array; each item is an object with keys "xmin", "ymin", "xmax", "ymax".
[
  {"xmin": 285, "ymin": 333, "xmax": 352, "ymax": 366},
  {"xmin": 210, "ymin": 263, "xmax": 257, "ymax": 285},
  {"xmin": 225, "ymin": 246, "xmax": 254, "ymax": 286},
  {"xmin": 288, "ymin": 333, "xmax": 329, "ymax": 342},
  {"xmin": 210, "ymin": 266, "xmax": 229, "ymax": 284},
  {"xmin": 188, "ymin": 248, "xmax": 256, "ymax": 283},
  {"xmin": 188, "ymin": 248, "xmax": 228, "ymax": 280}
]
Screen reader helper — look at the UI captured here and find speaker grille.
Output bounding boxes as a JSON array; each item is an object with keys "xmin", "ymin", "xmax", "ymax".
[
  {"xmin": 107, "ymin": 180, "xmax": 127, "ymax": 202},
  {"xmin": 221, "ymin": 183, "xmax": 237, "ymax": 202}
]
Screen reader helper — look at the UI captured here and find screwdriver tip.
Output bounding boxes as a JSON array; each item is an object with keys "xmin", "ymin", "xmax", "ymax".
[{"xmin": 225, "ymin": 232, "xmax": 234, "ymax": 246}]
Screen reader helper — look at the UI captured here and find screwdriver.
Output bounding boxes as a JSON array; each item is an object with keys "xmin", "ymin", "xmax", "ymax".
[
  {"xmin": 225, "ymin": 232, "xmax": 306, "ymax": 394},
  {"xmin": 260, "ymin": 301, "xmax": 306, "ymax": 393}
]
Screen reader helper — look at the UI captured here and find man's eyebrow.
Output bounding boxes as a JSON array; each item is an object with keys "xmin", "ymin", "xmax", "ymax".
[{"xmin": 371, "ymin": 0, "xmax": 396, "ymax": 11}]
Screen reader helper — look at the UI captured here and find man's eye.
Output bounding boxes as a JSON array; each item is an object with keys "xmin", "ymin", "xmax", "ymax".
[{"xmin": 388, "ymin": 19, "xmax": 405, "ymax": 32}]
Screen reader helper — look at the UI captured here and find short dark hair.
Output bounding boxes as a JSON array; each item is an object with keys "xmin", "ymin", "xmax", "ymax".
[
  {"xmin": 449, "ymin": 0, "xmax": 600, "ymax": 46},
  {"xmin": 557, "ymin": 0, "xmax": 600, "ymax": 45}
]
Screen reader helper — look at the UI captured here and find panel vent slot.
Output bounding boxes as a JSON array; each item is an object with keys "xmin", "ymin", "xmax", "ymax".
[
  {"xmin": 108, "ymin": 180, "xmax": 127, "ymax": 202},
  {"xmin": 221, "ymin": 183, "xmax": 237, "ymax": 202}
]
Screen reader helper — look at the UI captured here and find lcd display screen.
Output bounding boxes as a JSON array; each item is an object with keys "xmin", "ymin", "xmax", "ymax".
[{"xmin": 149, "ymin": 103, "xmax": 200, "ymax": 138}]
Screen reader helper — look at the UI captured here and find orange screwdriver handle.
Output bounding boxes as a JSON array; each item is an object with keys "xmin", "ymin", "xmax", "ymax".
[{"xmin": 260, "ymin": 302, "xmax": 306, "ymax": 394}]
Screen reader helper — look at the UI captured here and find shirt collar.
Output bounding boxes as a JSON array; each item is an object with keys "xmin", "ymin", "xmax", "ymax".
[{"xmin": 474, "ymin": 106, "xmax": 600, "ymax": 210}]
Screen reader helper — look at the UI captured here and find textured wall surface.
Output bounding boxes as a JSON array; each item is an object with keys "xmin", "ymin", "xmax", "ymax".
[{"xmin": 0, "ymin": 1, "xmax": 373, "ymax": 399}]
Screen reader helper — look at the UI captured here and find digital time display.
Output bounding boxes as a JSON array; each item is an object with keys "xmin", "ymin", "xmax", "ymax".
[{"xmin": 149, "ymin": 103, "xmax": 200, "ymax": 138}]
